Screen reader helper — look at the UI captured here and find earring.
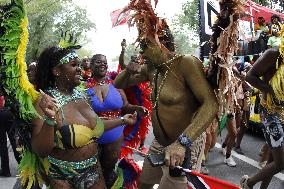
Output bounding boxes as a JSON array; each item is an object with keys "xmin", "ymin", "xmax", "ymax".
[{"xmin": 64, "ymin": 74, "xmax": 70, "ymax": 81}]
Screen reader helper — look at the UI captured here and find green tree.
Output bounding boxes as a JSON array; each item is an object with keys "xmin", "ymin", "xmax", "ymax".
[
  {"xmin": 76, "ymin": 47, "xmax": 93, "ymax": 58},
  {"xmin": 24, "ymin": 0, "xmax": 95, "ymax": 63},
  {"xmin": 174, "ymin": 0, "xmax": 199, "ymax": 33},
  {"xmin": 252, "ymin": 0, "xmax": 283, "ymax": 13},
  {"xmin": 171, "ymin": 0, "xmax": 199, "ymax": 54},
  {"xmin": 172, "ymin": 27, "xmax": 199, "ymax": 54}
]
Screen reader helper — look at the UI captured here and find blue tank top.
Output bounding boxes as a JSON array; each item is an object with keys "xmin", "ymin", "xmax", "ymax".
[{"xmin": 87, "ymin": 84, "xmax": 124, "ymax": 144}]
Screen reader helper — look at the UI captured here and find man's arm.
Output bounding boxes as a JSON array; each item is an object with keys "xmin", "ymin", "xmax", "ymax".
[
  {"xmin": 113, "ymin": 63, "xmax": 149, "ymax": 89},
  {"xmin": 164, "ymin": 55, "xmax": 218, "ymax": 167},
  {"xmin": 245, "ymin": 48, "xmax": 279, "ymax": 94},
  {"xmin": 119, "ymin": 39, "xmax": 127, "ymax": 70},
  {"xmin": 180, "ymin": 55, "xmax": 218, "ymax": 141}
]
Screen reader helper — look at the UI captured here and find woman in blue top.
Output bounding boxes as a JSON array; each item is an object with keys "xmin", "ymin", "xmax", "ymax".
[{"xmin": 86, "ymin": 54, "xmax": 147, "ymax": 188}]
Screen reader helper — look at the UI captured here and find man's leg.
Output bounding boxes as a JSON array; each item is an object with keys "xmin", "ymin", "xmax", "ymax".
[
  {"xmin": 139, "ymin": 183, "xmax": 155, "ymax": 189},
  {"xmin": 235, "ymin": 111, "xmax": 246, "ymax": 155},
  {"xmin": 157, "ymin": 166, "xmax": 187, "ymax": 189},
  {"xmin": 243, "ymin": 112, "xmax": 284, "ymax": 188},
  {"xmin": 224, "ymin": 115, "xmax": 237, "ymax": 167},
  {"xmin": 246, "ymin": 145, "xmax": 284, "ymax": 188},
  {"xmin": 139, "ymin": 139, "xmax": 163, "ymax": 189},
  {"xmin": 139, "ymin": 156, "xmax": 162, "ymax": 189}
]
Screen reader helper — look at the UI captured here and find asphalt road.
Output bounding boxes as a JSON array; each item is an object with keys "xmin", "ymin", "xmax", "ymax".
[{"xmin": 1, "ymin": 127, "xmax": 284, "ymax": 189}]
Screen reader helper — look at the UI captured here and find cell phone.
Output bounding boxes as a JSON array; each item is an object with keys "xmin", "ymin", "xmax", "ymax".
[{"xmin": 147, "ymin": 153, "xmax": 165, "ymax": 167}]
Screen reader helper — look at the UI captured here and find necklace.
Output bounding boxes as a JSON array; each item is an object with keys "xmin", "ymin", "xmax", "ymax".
[
  {"xmin": 47, "ymin": 87, "xmax": 85, "ymax": 107},
  {"xmin": 151, "ymin": 54, "xmax": 183, "ymax": 108},
  {"xmin": 86, "ymin": 78, "xmax": 113, "ymax": 88}
]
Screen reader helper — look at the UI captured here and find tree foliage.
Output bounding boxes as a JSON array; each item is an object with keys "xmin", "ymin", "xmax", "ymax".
[
  {"xmin": 13, "ymin": 0, "xmax": 96, "ymax": 63},
  {"xmin": 174, "ymin": 0, "xmax": 199, "ymax": 32},
  {"xmin": 25, "ymin": 0, "xmax": 95, "ymax": 62},
  {"xmin": 252, "ymin": 0, "xmax": 283, "ymax": 13},
  {"xmin": 171, "ymin": 0, "xmax": 199, "ymax": 55},
  {"xmin": 171, "ymin": 0, "xmax": 284, "ymax": 55}
]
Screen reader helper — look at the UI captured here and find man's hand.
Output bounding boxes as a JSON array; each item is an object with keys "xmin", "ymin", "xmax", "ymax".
[
  {"xmin": 121, "ymin": 39, "xmax": 126, "ymax": 51},
  {"xmin": 126, "ymin": 62, "xmax": 142, "ymax": 74},
  {"xmin": 134, "ymin": 105, "xmax": 149, "ymax": 117},
  {"xmin": 164, "ymin": 142, "xmax": 186, "ymax": 167},
  {"xmin": 123, "ymin": 112, "xmax": 138, "ymax": 125}
]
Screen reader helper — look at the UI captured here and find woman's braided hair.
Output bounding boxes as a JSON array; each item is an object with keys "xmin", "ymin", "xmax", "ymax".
[{"xmin": 35, "ymin": 46, "xmax": 72, "ymax": 91}]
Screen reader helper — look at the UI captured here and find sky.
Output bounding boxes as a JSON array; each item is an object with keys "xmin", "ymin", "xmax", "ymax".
[{"xmin": 74, "ymin": 0, "xmax": 189, "ymax": 70}]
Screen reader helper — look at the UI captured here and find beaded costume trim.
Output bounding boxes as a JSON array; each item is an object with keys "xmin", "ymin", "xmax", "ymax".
[{"xmin": 47, "ymin": 88, "xmax": 85, "ymax": 107}]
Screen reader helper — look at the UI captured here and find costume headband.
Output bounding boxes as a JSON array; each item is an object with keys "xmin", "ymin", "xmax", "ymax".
[
  {"xmin": 59, "ymin": 51, "xmax": 79, "ymax": 65},
  {"xmin": 57, "ymin": 31, "xmax": 81, "ymax": 65}
]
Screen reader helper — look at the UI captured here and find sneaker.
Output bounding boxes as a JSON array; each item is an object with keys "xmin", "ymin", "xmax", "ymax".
[
  {"xmin": 224, "ymin": 156, "xmax": 237, "ymax": 167},
  {"xmin": 240, "ymin": 175, "xmax": 251, "ymax": 189},
  {"xmin": 259, "ymin": 149, "xmax": 264, "ymax": 157},
  {"xmin": 220, "ymin": 147, "xmax": 226, "ymax": 156},
  {"xmin": 200, "ymin": 166, "xmax": 209, "ymax": 175},
  {"xmin": 234, "ymin": 147, "xmax": 244, "ymax": 155},
  {"xmin": 258, "ymin": 161, "xmax": 267, "ymax": 168}
]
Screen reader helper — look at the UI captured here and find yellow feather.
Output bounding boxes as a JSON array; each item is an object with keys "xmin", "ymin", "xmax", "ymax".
[{"xmin": 16, "ymin": 17, "xmax": 39, "ymax": 102}]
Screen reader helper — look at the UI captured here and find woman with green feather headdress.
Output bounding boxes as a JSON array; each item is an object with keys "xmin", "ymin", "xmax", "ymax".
[{"xmin": 0, "ymin": 1, "xmax": 138, "ymax": 189}]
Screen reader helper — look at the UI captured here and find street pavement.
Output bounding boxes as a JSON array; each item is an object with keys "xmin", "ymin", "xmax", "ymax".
[{"xmin": 1, "ymin": 128, "xmax": 284, "ymax": 189}]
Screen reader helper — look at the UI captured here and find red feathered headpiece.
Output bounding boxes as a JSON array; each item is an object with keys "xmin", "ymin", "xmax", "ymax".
[{"xmin": 122, "ymin": 0, "xmax": 171, "ymax": 53}]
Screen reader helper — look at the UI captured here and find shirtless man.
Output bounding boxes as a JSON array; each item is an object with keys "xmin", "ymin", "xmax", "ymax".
[
  {"xmin": 242, "ymin": 47, "xmax": 284, "ymax": 189},
  {"xmin": 114, "ymin": 27, "xmax": 218, "ymax": 189}
]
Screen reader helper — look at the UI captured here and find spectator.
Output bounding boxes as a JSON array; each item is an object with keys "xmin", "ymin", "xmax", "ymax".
[
  {"xmin": 0, "ymin": 97, "xmax": 21, "ymax": 177},
  {"xmin": 235, "ymin": 56, "xmax": 252, "ymax": 155},
  {"xmin": 254, "ymin": 17, "xmax": 269, "ymax": 34},
  {"xmin": 269, "ymin": 14, "xmax": 281, "ymax": 35},
  {"xmin": 27, "ymin": 62, "xmax": 37, "ymax": 85},
  {"xmin": 81, "ymin": 56, "xmax": 92, "ymax": 81},
  {"xmin": 267, "ymin": 30, "xmax": 281, "ymax": 49}
]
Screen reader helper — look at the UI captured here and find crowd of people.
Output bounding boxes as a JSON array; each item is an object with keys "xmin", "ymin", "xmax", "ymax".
[
  {"xmin": 254, "ymin": 14, "xmax": 282, "ymax": 50},
  {"xmin": 1, "ymin": 1, "xmax": 284, "ymax": 189}
]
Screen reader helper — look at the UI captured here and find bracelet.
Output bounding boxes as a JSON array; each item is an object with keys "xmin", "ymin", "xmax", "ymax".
[
  {"xmin": 44, "ymin": 116, "xmax": 57, "ymax": 127},
  {"xmin": 120, "ymin": 116, "xmax": 126, "ymax": 125},
  {"xmin": 178, "ymin": 133, "xmax": 192, "ymax": 148}
]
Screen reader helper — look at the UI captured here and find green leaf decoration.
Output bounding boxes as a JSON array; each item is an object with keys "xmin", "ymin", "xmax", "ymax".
[
  {"xmin": 0, "ymin": 1, "xmax": 43, "ymax": 188},
  {"xmin": 218, "ymin": 114, "xmax": 227, "ymax": 135}
]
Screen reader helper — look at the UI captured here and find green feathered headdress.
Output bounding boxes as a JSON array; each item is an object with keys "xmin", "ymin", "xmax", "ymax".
[
  {"xmin": 0, "ymin": 1, "xmax": 48, "ymax": 188},
  {"xmin": 0, "ymin": 0, "xmax": 39, "ymax": 121}
]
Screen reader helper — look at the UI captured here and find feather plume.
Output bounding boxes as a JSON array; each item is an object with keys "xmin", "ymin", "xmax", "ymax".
[{"xmin": 207, "ymin": 0, "xmax": 246, "ymax": 117}]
